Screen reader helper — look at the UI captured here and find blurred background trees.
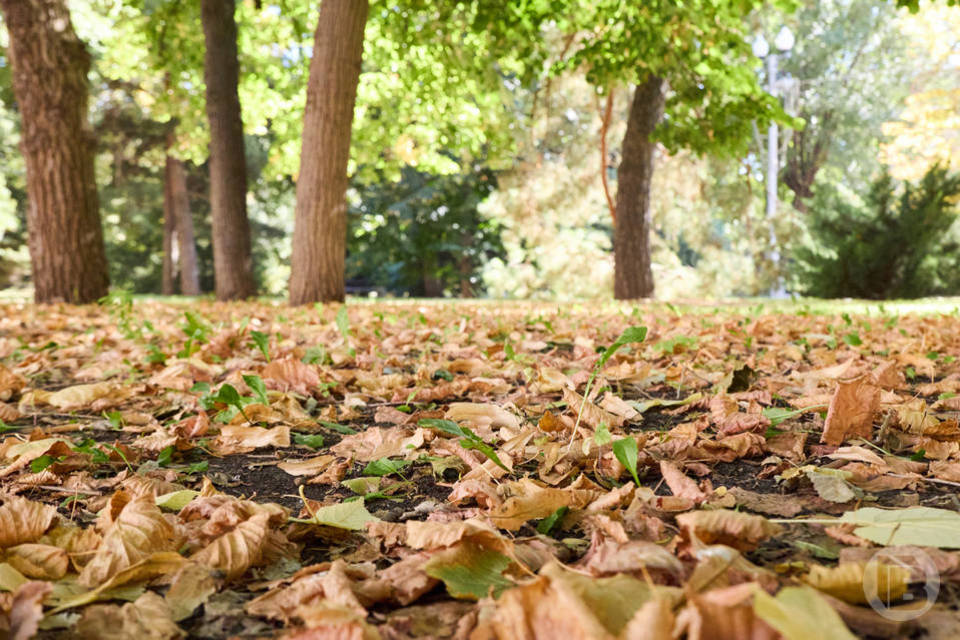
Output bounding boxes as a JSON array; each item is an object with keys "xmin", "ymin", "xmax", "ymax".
[{"xmin": 0, "ymin": 0, "xmax": 958, "ymax": 301}]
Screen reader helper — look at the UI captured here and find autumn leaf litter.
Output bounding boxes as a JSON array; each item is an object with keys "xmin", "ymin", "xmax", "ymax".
[{"xmin": 1, "ymin": 300, "xmax": 960, "ymax": 638}]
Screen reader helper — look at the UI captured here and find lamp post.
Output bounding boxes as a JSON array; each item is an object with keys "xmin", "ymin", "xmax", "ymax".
[{"xmin": 753, "ymin": 26, "xmax": 794, "ymax": 295}]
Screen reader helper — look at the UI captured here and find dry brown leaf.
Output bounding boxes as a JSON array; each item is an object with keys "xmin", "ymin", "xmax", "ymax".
[
  {"xmin": 79, "ymin": 492, "xmax": 179, "ymax": 587},
  {"xmin": 278, "ymin": 454, "xmax": 336, "ymax": 477},
  {"xmin": 659, "ymin": 461, "xmax": 707, "ymax": 503},
  {"xmin": 0, "ymin": 496, "xmax": 58, "ymax": 549},
  {"xmin": 261, "ymin": 358, "xmax": 322, "ymax": 394},
  {"xmin": 4, "ymin": 543, "xmax": 69, "ymax": 580},
  {"xmin": 805, "ymin": 562, "xmax": 909, "ymax": 605},
  {"xmin": 676, "ymin": 509, "xmax": 782, "ymax": 551},
  {"xmin": 674, "ymin": 582, "xmax": 777, "ymax": 640},
  {"xmin": 821, "ymin": 374, "xmax": 881, "ymax": 445},
  {"xmin": 0, "ymin": 402, "xmax": 21, "ymax": 423},
  {"xmin": 213, "ymin": 424, "xmax": 291, "ymax": 453},
  {"xmin": 190, "ymin": 511, "xmax": 270, "ymax": 581},
  {"xmin": 330, "ymin": 426, "xmax": 424, "ymax": 462},
  {"xmin": 164, "ymin": 563, "xmax": 217, "ymax": 622},
  {"xmin": 562, "ymin": 387, "xmax": 624, "ymax": 430},
  {"xmin": 445, "ymin": 402, "xmax": 521, "ymax": 435},
  {"xmin": 0, "ymin": 580, "xmax": 51, "ymax": 640},
  {"xmin": 488, "ymin": 478, "xmax": 602, "ymax": 531},
  {"xmin": 0, "ymin": 365, "xmax": 26, "ymax": 402},
  {"xmin": 73, "ymin": 590, "xmax": 183, "ymax": 640}
]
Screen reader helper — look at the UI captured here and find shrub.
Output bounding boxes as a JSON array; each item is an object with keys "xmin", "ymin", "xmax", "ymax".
[{"xmin": 792, "ymin": 165, "xmax": 960, "ymax": 299}]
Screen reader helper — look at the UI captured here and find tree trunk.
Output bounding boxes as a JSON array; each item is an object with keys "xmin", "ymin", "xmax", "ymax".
[
  {"xmin": 783, "ymin": 111, "xmax": 833, "ymax": 214},
  {"xmin": 166, "ymin": 146, "xmax": 201, "ymax": 295},
  {"xmin": 201, "ymin": 0, "xmax": 256, "ymax": 300},
  {"xmin": 162, "ymin": 171, "xmax": 177, "ymax": 295},
  {"xmin": 0, "ymin": 0, "xmax": 109, "ymax": 304},
  {"xmin": 613, "ymin": 76, "xmax": 665, "ymax": 300},
  {"xmin": 289, "ymin": 0, "xmax": 369, "ymax": 305}
]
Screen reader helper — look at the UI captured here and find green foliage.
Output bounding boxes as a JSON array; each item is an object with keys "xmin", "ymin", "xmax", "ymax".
[
  {"xmin": 347, "ymin": 165, "xmax": 504, "ymax": 296},
  {"xmin": 613, "ymin": 437, "xmax": 640, "ymax": 486},
  {"xmin": 574, "ymin": 326, "xmax": 647, "ymax": 434},
  {"xmin": 476, "ymin": 0, "xmax": 796, "ymax": 157},
  {"xmin": 792, "ymin": 165, "xmax": 960, "ymax": 299},
  {"xmin": 419, "ymin": 418, "xmax": 509, "ymax": 471}
]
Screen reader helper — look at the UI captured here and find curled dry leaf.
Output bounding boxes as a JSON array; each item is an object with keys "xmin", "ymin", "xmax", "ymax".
[
  {"xmin": 79, "ymin": 493, "xmax": 179, "ymax": 587},
  {"xmin": 0, "ymin": 401, "xmax": 21, "ymax": 423},
  {"xmin": 821, "ymin": 375, "xmax": 881, "ymax": 446},
  {"xmin": 0, "ymin": 496, "xmax": 58, "ymax": 549},
  {"xmin": 4, "ymin": 543, "xmax": 69, "ymax": 580},
  {"xmin": 676, "ymin": 509, "xmax": 782, "ymax": 551},
  {"xmin": 73, "ymin": 590, "xmax": 183, "ymax": 640},
  {"xmin": 473, "ymin": 560, "xmax": 679, "ymax": 640},
  {"xmin": 260, "ymin": 357, "xmax": 321, "ymax": 394},
  {"xmin": 659, "ymin": 461, "xmax": 707, "ymax": 504},
  {"xmin": 213, "ymin": 424, "xmax": 291, "ymax": 453},
  {"xmin": 445, "ymin": 403, "xmax": 521, "ymax": 432},
  {"xmin": 804, "ymin": 562, "xmax": 909, "ymax": 605},
  {"xmin": 488, "ymin": 478, "xmax": 602, "ymax": 531},
  {"xmin": 190, "ymin": 511, "xmax": 271, "ymax": 581},
  {"xmin": 0, "ymin": 580, "xmax": 51, "ymax": 640},
  {"xmin": 0, "ymin": 364, "xmax": 26, "ymax": 401}
]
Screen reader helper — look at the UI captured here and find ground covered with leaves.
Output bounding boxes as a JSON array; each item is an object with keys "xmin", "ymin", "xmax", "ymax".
[{"xmin": 3, "ymin": 299, "xmax": 960, "ymax": 639}]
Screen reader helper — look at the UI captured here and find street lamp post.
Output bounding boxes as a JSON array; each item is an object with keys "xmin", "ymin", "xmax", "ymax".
[{"xmin": 753, "ymin": 26, "xmax": 794, "ymax": 296}]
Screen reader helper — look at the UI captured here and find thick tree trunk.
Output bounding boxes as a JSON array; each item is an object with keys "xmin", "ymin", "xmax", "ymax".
[
  {"xmin": 162, "ymin": 174, "xmax": 177, "ymax": 295},
  {"xmin": 0, "ymin": 0, "xmax": 109, "ymax": 304},
  {"xmin": 201, "ymin": 0, "xmax": 256, "ymax": 300},
  {"xmin": 166, "ymin": 148, "xmax": 201, "ymax": 295},
  {"xmin": 289, "ymin": 0, "xmax": 369, "ymax": 305},
  {"xmin": 613, "ymin": 76, "xmax": 665, "ymax": 300}
]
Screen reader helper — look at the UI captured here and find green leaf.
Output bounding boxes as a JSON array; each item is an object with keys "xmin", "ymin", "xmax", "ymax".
[
  {"xmin": 156, "ymin": 445, "xmax": 174, "ymax": 467},
  {"xmin": 342, "ymin": 476, "xmax": 382, "ymax": 496},
  {"xmin": 186, "ymin": 460, "xmax": 209, "ymax": 474},
  {"xmin": 599, "ymin": 326, "xmax": 648, "ymax": 368},
  {"xmin": 838, "ymin": 507, "xmax": 960, "ymax": 548},
  {"xmin": 336, "ymin": 305, "xmax": 350, "ymax": 339},
  {"xmin": 613, "ymin": 437, "xmax": 640, "ymax": 486},
  {"xmin": 155, "ymin": 489, "xmax": 199, "ymax": 511},
  {"xmin": 754, "ymin": 586, "xmax": 857, "ymax": 640},
  {"xmin": 243, "ymin": 374, "xmax": 269, "ymax": 406},
  {"xmin": 573, "ymin": 326, "xmax": 648, "ymax": 435},
  {"xmin": 424, "ymin": 541, "xmax": 514, "ymax": 600},
  {"xmin": 536, "ymin": 506, "xmax": 568, "ymax": 535},
  {"xmin": 419, "ymin": 419, "xmax": 509, "ymax": 471},
  {"xmin": 762, "ymin": 404, "xmax": 825, "ymax": 427},
  {"xmin": 293, "ymin": 500, "xmax": 380, "ymax": 530},
  {"xmin": 420, "ymin": 418, "xmax": 470, "ymax": 439},
  {"xmin": 293, "ymin": 433, "xmax": 325, "ymax": 449},
  {"xmin": 460, "ymin": 438, "xmax": 510, "ymax": 472},
  {"xmin": 30, "ymin": 454, "xmax": 56, "ymax": 473},
  {"xmin": 319, "ymin": 420, "xmax": 356, "ymax": 435},
  {"xmin": 594, "ymin": 423, "xmax": 612, "ymax": 446},
  {"xmin": 250, "ymin": 330, "xmax": 270, "ymax": 361},
  {"xmin": 214, "ymin": 383, "xmax": 242, "ymax": 408},
  {"xmin": 363, "ymin": 457, "xmax": 411, "ymax": 477},
  {"xmin": 843, "ymin": 332, "xmax": 862, "ymax": 346}
]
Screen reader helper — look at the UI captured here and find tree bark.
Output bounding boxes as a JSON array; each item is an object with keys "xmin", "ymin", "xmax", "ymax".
[
  {"xmin": 162, "ymin": 172, "xmax": 177, "ymax": 295},
  {"xmin": 783, "ymin": 111, "xmax": 833, "ymax": 214},
  {"xmin": 613, "ymin": 76, "xmax": 665, "ymax": 300},
  {"xmin": 0, "ymin": 0, "xmax": 109, "ymax": 304},
  {"xmin": 165, "ymin": 144, "xmax": 201, "ymax": 295},
  {"xmin": 201, "ymin": 0, "xmax": 256, "ymax": 300},
  {"xmin": 289, "ymin": 0, "xmax": 369, "ymax": 305}
]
